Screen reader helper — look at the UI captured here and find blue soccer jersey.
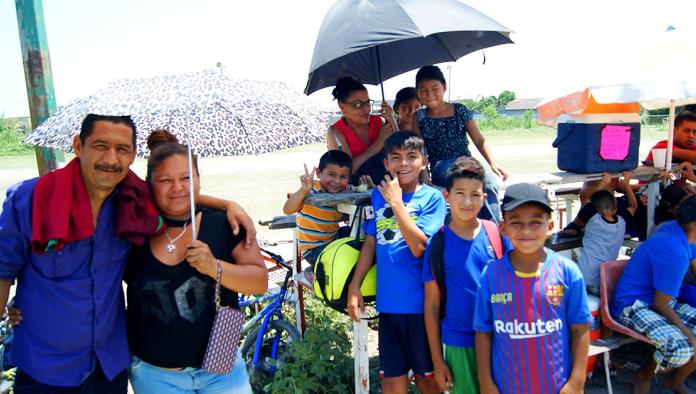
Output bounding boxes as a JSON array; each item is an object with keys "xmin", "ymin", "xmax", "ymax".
[
  {"xmin": 364, "ymin": 184, "xmax": 446, "ymax": 313},
  {"xmin": 474, "ymin": 250, "xmax": 591, "ymax": 394},
  {"xmin": 423, "ymin": 225, "xmax": 512, "ymax": 347}
]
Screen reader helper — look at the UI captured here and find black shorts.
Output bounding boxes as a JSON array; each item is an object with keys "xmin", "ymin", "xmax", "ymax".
[{"xmin": 378, "ymin": 313, "xmax": 434, "ymax": 378}]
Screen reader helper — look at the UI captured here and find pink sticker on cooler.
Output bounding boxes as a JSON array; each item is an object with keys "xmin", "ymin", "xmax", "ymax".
[{"xmin": 599, "ymin": 125, "xmax": 631, "ymax": 161}]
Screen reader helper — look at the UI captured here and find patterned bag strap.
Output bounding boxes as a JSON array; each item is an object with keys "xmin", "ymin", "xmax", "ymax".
[{"xmin": 214, "ymin": 259, "xmax": 222, "ymax": 311}]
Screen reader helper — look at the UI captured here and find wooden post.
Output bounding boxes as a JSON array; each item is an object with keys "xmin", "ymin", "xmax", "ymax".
[
  {"xmin": 16, "ymin": 0, "xmax": 60, "ymax": 175},
  {"xmin": 354, "ymin": 317, "xmax": 369, "ymax": 393}
]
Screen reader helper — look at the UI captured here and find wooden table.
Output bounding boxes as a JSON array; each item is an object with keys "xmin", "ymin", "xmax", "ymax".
[{"xmin": 512, "ymin": 167, "xmax": 663, "ymax": 235}]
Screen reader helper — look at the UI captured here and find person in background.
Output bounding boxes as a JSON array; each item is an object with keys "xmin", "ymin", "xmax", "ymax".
[
  {"xmin": 558, "ymin": 173, "xmax": 632, "ymax": 237},
  {"xmin": 326, "ymin": 77, "xmax": 397, "ymax": 186},
  {"xmin": 412, "ymin": 65, "xmax": 507, "ymax": 222},
  {"xmin": 644, "ymin": 110, "xmax": 696, "ymax": 169},
  {"xmin": 610, "ymin": 193, "xmax": 696, "ymax": 394},
  {"xmin": 578, "ymin": 173, "xmax": 637, "ymax": 295},
  {"xmin": 648, "ymin": 184, "xmax": 696, "ymax": 308},
  {"xmin": 393, "ymin": 87, "xmax": 421, "ymax": 130}
]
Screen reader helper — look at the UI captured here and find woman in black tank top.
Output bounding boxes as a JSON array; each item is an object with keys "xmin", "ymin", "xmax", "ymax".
[{"xmin": 125, "ymin": 130, "xmax": 267, "ymax": 393}]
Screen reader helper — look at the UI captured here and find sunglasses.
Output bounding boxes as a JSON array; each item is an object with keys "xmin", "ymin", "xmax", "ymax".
[{"xmin": 344, "ymin": 99, "xmax": 374, "ymax": 110}]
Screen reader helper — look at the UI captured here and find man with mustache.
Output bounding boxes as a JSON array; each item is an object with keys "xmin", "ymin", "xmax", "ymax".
[{"xmin": 0, "ymin": 114, "xmax": 254, "ymax": 393}]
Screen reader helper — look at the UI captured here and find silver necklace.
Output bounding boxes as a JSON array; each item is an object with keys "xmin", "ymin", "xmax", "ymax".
[{"xmin": 164, "ymin": 222, "xmax": 188, "ymax": 254}]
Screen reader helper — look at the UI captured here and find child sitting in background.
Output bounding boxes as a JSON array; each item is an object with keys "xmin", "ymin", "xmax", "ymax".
[
  {"xmin": 578, "ymin": 173, "xmax": 637, "ymax": 295},
  {"xmin": 283, "ymin": 150, "xmax": 352, "ymax": 269},
  {"xmin": 393, "ymin": 87, "xmax": 421, "ymax": 130},
  {"xmin": 558, "ymin": 172, "xmax": 631, "ymax": 237}
]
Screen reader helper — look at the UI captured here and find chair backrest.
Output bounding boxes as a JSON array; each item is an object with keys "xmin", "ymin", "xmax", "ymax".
[
  {"xmin": 600, "ymin": 260, "xmax": 627, "ymax": 310},
  {"xmin": 599, "ymin": 259, "xmax": 653, "ymax": 344}
]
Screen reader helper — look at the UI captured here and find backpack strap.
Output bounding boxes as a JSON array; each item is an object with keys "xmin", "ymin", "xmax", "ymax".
[
  {"xmin": 481, "ymin": 219, "xmax": 503, "ymax": 259},
  {"xmin": 428, "ymin": 226, "xmax": 447, "ymax": 315}
]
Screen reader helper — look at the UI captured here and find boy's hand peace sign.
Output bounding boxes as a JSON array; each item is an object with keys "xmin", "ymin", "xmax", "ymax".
[
  {"xmin": 301, "ymin": 163, "xmax": 316, "ymax": 193},
  {"xmin": 377, "ymin": 173, "xmax": 403, "ymax": 207}
]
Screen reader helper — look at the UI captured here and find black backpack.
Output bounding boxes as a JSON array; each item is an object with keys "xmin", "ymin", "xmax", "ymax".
[{"xmin": 428, "ymin": 220, "xmax": 503, "ymax": 318}]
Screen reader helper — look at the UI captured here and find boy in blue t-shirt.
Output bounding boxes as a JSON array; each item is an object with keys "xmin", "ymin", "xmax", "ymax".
[
  {"xmin": 348, "ymin": 131, "xmax": 446, "ymax": 394},
  {"xmin": 474, "ymin": 183, "xmax": 591, "ymax": 394},
  {"xmin": 422, "ymin": 156, "xmax": 511, "ymax": 394},
  {"xmin": 611, "ymin": 194, "xmax": 696, "ymax": 394}
]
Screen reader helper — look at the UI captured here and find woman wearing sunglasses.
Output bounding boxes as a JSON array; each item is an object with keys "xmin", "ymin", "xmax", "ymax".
[{"xmin": 327, "ymin": 77, "xmax": 397, "ymax": 185}]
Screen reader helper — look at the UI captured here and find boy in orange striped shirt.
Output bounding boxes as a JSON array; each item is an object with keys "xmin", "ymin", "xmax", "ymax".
[{"xmin": 284, "ymin": 150, "xmax": 353, "ymax": 268}]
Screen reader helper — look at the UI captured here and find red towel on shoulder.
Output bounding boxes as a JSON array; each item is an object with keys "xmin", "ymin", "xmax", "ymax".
[
  {"xmin": 115, "ymin": 171, "xmax": 163, "ymax": 246},
  {"xmin": 31, "ymin": 158, "xmax": 162, "ymax": 253}
]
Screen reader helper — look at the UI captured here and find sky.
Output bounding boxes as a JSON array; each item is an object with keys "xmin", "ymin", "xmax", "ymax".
[{"xmin": 1, "ymin": 0, "xmax": 694, "ymax": 118}]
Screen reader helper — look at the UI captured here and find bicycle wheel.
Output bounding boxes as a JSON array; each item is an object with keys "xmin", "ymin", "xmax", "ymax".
[{"xmin": 241, "ymin": 319, "xmax": 301, "ymax": 387}]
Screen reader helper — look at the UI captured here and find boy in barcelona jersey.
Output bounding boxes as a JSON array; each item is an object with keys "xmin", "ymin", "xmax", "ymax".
[{"xmin": 474, "ymin": 183, "xmax": 591, "ymax": 394}]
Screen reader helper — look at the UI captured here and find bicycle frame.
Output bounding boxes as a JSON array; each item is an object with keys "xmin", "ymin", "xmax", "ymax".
[{"xmin": 245, "ymin": 249, "xmax": 296, "ymax": 372}]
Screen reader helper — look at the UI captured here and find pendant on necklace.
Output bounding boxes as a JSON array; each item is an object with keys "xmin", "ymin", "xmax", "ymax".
[{"xmin": 166, "ymin": 243, "xmax": 176, "ymax": 254}]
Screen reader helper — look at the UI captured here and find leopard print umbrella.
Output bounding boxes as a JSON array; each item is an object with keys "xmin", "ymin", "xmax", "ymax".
[{"xmin": 24, "ymin": 70, "xmax": 330, "ymax": 157}]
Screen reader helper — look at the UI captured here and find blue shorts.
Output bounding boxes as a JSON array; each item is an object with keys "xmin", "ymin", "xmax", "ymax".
[
  {"xmin": 302, "ymin": 243, "xmax": 328, "ymax": 267},
  {"xmin": 378, "ymin": 313, "xmax": 434, "ymax": 378},
  {"xmin": 129, "ymin": 352, "xmax": 252, "ymax": 394}
]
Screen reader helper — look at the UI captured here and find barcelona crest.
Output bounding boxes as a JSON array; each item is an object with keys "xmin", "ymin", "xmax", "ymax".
[{"xmin": 545, "ymin": 284, "xmax": 564, "ymax": 306}]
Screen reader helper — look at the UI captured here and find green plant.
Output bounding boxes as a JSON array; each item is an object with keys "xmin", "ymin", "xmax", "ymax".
[
  {"xmin": 478, "ymin": 110, "xmax": 536, "ymax": 131},
  {"xmin": 0, "ymin": 117, "xmax": 33, "ymax": 156},
  {"xmin": 264, "ymin": 297, "xmax": 354, "ymax": 393},
  {"xmin": 498, "ymin": 90, "xmax": 516, "ymax": 107}
]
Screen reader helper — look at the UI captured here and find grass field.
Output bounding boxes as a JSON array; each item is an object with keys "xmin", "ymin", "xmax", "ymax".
[{"xmin": 0, "ymin": 126, "xmax": 668, "ymax": 237}]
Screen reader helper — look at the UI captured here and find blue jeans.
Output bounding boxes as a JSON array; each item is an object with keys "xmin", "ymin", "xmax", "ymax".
[
  {"xmin": 431, "ymin": 158, "xmax": 501, "ymax": 222},
  {"xmin": 302, "ymin": 243, "xmax": 329, "ymax": 267},
  {"xmin": 129, "ymin": 352, "xmax": 252, "ymax": 394}
]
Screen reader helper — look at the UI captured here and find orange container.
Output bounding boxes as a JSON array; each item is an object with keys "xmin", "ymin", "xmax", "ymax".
[{"xmin": 586, "ymin": 294, "xmax": 601, "ymax": 376}]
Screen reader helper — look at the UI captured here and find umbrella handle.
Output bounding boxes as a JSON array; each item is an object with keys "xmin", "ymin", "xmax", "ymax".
[
  {"xmin": 187, "ymin": 144, "xmax": 197, "ymax": 240},
  {"xmin": 376, "ymin": 46, "xmax": 385, "ymax": 103}
]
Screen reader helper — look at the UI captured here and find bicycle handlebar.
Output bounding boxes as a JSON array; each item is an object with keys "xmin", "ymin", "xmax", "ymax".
[{"xmin": 259, "ymin": 247, "xmax": 293, "ymax": 271}]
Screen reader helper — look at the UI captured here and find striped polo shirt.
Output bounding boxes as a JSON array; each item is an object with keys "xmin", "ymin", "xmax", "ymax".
[{"xmin": 297, "ymin": 181, "xmax": 344, "ymax": 253}]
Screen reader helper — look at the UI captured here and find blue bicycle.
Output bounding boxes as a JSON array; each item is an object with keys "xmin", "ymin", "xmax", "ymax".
[{"xmin": 240, "ymin": 248, "xmax": 301, "ymax": 385}]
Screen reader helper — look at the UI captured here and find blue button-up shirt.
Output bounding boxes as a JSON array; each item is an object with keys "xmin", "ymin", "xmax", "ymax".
[{"xmin": 0, "ymin": 178, "xmax": 131, "ymax": 386}]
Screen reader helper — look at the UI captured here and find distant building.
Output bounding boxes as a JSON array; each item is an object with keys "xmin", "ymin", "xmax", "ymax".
[{"xmin": 497, "ymin": 98, "xmax": 543, "ymax": 117}]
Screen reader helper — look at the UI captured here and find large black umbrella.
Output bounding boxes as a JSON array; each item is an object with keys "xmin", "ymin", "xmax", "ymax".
[{"xmin": 304, "ymin": 0, "xmax": 514, "ymax": 99}]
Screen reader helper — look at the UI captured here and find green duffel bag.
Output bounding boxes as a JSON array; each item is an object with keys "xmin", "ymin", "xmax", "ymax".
[{"xmin": 313, "ymin": 237, "xmax": 376, "ymax": 314}]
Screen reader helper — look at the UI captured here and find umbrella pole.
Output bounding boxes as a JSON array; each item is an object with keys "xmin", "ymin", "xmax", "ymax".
[
  {"xmin": 375, "ymin": 46, "xmax": 399, "ymax": 130},
  {"xmin": 187, "ymin": 144, "xmax": 197, "ymax": 240},
  {"xmin": 376, "ymin": 46, "xmax": 386, "ymax": 103},
  {"xmin": 666, "ymin": 99, "xmax": 675, "ymax": 170}
]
